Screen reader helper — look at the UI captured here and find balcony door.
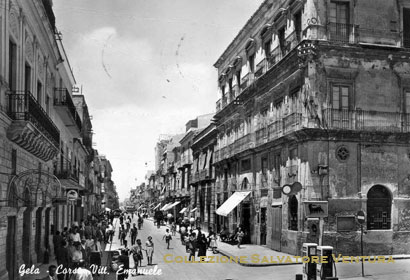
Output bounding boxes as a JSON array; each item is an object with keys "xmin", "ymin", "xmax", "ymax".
[
  {"xmin": 331, "ymin": 84, "xmax": 350, "ymax": 128},
  {"xmin": 329, "ymin": 1, "xmax": 350, "ymax": 43},
  {"xmin": 404, "ymin": 8, "xmax": 410, "ymax": 47}
]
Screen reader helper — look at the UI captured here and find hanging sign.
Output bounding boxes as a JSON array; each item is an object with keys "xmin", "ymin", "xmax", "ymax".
[{"xmin": 67, "ymin": 190, "xmax": 78, "ymax": 201}]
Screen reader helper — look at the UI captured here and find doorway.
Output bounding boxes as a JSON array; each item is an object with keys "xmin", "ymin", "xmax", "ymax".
[
  {"xmin": 6, "ymin": 216, "xmax": 17, "ymax": 280},
  {"xmin": 35, "ymin": 208, "xmax": 43, "ymax": 262},
  {"xmin": 241, "ymin": 203, "xmax": 251, "ymax": 244},
  {"xmin": 272, "ymin": 206, "xmax": 282, "ymax": 251},
  {"xmin": 260, "ymin": 207, "xmax": 267, "ymax": 245}
]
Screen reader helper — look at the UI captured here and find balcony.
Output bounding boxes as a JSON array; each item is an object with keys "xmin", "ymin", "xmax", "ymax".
[
  {"xmin": 181, "ymin": 150, "xmax": 193, "ymax": 166},
  {"xmin": 199, "ymin": 168, "xmax": 209, "ymax": 180},
  {"xmin": 192, "ymin": 171, "xmax": 200, "ymax": 184},
  {"xmin": 222, "ymin": 94, "xmax": 228, "ymax": 107},
  {"xmin": 228, "ymin": 89, "xmax": 236, "ymax": 103},
  {"xmin": 54, "ymin": 88, "xmax": 82, "ymax": 135},
  {"xmin": 324, "ymin": 109, "xmax": 410, "ymax": 132},
  {"xmin": 235, "ymin": 133, "xmax": 255, "ymax": 153},
  {"xmin": 256, "ymin": 126, "xmax": 269, "ymax": 146},
  {"xmin": 254, "ymin": 59, "xmax": 268, "ymax": 78},
  {"xmin": 6, "ymin": 91, "xmax": 59, "ymax": 161},
  {"xmin": 55, "ymin": 169, "xmax": 79, "ymax": 183},
  {"xmin": 216, "ymin": 99, "xmax": 222, "ymax": 113},
  {"xmin": 283, "ymin": 112, "xmax": 303, "ymax": 134}
]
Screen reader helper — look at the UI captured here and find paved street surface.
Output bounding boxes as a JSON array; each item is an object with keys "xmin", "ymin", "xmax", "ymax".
[{"xmin": 23, "ymin": 216, "xmax": 410, "ymax": 280}]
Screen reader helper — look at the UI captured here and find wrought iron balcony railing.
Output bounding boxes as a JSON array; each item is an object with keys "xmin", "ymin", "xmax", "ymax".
[
  {"xmin": 54, "ymin": 169, "xmax": 79, "ymax": 183},
  {"xmin": 323, "ymin": 108, "xmax": 410, "ymax": 132},
  {"xmin": 7, "ymin": 90, "xmax": 60, "ymax": 147},
  {"xmin": 54, "ymin": 88, "xmax": 83, "ymax": 132}
]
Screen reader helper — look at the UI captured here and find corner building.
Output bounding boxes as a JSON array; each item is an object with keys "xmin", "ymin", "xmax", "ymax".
[{"xmin": 213, "ymin": 0, "xmax": 410, "ymax": 255}]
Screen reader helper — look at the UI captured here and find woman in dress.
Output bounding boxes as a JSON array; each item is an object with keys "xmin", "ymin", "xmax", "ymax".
[
  {"xmin": 145, "ymin": 236, "xmax": 154, "ymax": 265},
  {"xmin": 209, "ymin": 232, "xmax": 218, "ymax": 254}
]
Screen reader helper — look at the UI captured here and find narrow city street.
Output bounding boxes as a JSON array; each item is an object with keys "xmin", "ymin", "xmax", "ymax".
[
  {"xmin": 104, "ymin": 217, "xmax": 294, "ymax": 280},
  {"xmin": 102, "ymin": 217, "xmax": 410, "ymax": 280}
]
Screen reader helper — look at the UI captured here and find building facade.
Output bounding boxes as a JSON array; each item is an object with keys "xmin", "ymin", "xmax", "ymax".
[
  {"xmin": 191, "ymin": 123, "xmax": 217, "ymax": 231},
  {"xmin": 213, "ymin": 0, "xmax": 410, "ymax": 255},
  {"xmin": 0, "ymin": 1, "xmax": 114, "ymax": 279}
]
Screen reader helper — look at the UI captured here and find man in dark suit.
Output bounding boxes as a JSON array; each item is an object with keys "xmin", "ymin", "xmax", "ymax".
[
  {"xmin": 117, "ymin": 249, "xmax": 130, "ymax": 280},
  {"xmin": 41, "ymin": 264, "xmax": 57, "ymax": 280},
  {"xmin": 53, "ymin": 231, "xmax": 64, "ymax": 258},
  {"xmin": 55, "ymin": 241, "xmax": 70, "ymax": 280}
]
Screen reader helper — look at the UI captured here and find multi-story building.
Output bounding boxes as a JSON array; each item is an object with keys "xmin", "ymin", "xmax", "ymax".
[
  {"xmin": 213, "ymin": 0, "xmax": 410, "ymax": 255},
  {"xmin": 100, "ymin": 156, "xmax": 118, "ymax": 210},
  {"xmin": 0, "ymin": 1, "xmax": 113, "ymax": 278},
  {"xmin": 191, "ymin": 123, "xmax": 217, "ymax": 230}
]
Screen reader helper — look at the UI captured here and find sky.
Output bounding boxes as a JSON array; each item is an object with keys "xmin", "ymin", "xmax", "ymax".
[{"xmin": 53, "ymin": 0, "xmax": 263, "ymax": 201}]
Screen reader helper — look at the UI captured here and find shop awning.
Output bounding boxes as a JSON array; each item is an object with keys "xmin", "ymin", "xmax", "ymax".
[
  {"xmin": 216, "ymin": 191, "xmax": 251, "ymax": 216},
  {"xmin": 179, "ymin": 207, "xmax": 187, "ymax": 214},
  {"xmin": 164, "ymin": 201, "xmax": 181, "ymax": 211},
  {"xmin": 271, "ymin": 201, "xmax": 283, "ymax": 207},
  {"xmin": 160, "ymin": 203, "xmax": 172, "ymax": 211},
  {"xmin": 152, "ymin": 203, "xmax": 161, "ymax": 210},
  {"xmin": 190, "ymin": 207, "xmax": 198, "ymax": 213}
]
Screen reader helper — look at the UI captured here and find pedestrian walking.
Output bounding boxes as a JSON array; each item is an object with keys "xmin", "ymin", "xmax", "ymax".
[
  {"xmin": 197, "ymin": 233, "xmax": 207, "ymax": 258},
  {"xmin": 187, "ymin": 233, "xmax": 197, "ymax": 261},
  {"xmin": 138, "ymin": 215, "xmax": 143, "ymax": 230},
  {"xmin": 89, "ymin": 237, "xmax": 102, "ymax": 276},
  {"xmin": 55, "ymin": 241, "xmax": 70, "ymax": 280},
  {"xmin": 236, "ymin": 227, "xmax": 245, "ymax": 249},
  {"xmin": 130, "ymin": 239, "xmax": 144, "ymax": 269},
  {"xmin": 130, "ymin": 223, "xmax": 138, "ymax": 245},
  {"xmin": 208, "ymin": 232, "xmax": 218, "ymax": 254},
  {"xmin": 163, "ymin": 228, "xmax": 172, "ymax": 249},
  {"xmin": 171, "ymin": 222, "xmax": 176, "ymax": 236},
  {"xmin": 145, "ymin": 236, "xmax": 154, "ymax": 265},
  {"xmin": 120, "ymin": 226, "xmax": 127, "ymax": 246},
  {"xmin": 53, "ymin": 231, "xmax": 64, "ymax": 257}
]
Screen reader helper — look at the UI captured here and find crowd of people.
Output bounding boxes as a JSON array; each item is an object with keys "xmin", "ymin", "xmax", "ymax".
[
  {"xmin": 44, "ymin": 209, "xmax": 246, "ymax": 279},
  {"xmin": 51, "ymin": 211, "xmax": 115, "ymax": 280}
]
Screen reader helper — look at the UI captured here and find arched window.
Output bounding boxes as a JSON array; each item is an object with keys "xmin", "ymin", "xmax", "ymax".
[
  {"xmin": 288, "ymin": 195, "xmax": 298, "ymax": 230},
  {"xmin": 367, "ymin": 185, "xmax": 392, "ymax": 230},
  {"xmin": 241, "ymin": 177, "xmax": 249, "ymax": 190}
]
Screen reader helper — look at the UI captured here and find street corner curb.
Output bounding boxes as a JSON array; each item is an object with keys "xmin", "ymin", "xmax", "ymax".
[{"xmin": 216, "ymin": 250, "xmax": 302, "ymax": 267}]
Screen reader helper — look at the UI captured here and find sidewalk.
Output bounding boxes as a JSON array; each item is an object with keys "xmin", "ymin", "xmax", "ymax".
[{"xmin": 148, "ymin": 217, "xmax": 410, "ymax": 267}]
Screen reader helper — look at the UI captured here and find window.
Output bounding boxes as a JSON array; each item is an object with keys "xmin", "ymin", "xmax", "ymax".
[
  {"xmin": 248, "ymin": 53, "xmax": 255, "ymax": 73},
  {"xmin": 404, "ymin": 8, "xmax": 410, "ymax": 47},
  {"xmin": 331, "ymin": 84, "xmax": 350, "ymax": 109},
  {"xmin": 289, "ymin": 148, "xmax": 298, "ymax": 163},
  {"xmin": 236, "ymin": 70, "xmax": 241, "ymax": 89},
  {"xmin": 367, "ymin": 185, "xmax": 391, "ymax": 230},
  {"xmin": 25, "ymin": 64, "xmax": 31, "ymax": 93},
  {"xmin": 9, "ymin": 41, "xmax": 17, "ymax": 91},
  {"xmin": 264, "ymin": 40, "xmax": 272, "ymax": 57},
  {"xmin": 241, "ymin": 177, "xmax": 249, "ymax": 190},
  {"xmin": 46, "ymin": 95, "xmax": 50, "ymax": 114},
  {"xmin": 37, "ymin": 81, "xmax": 43, "ymax": 105},
  {"xmin": 405, "ymin": 90, "xmax": 410, "ymax": 114},
  {"xmin": 241, "ymin": 159, "xmax": 251, "ymax": 172},
  {"xmin": 11, "ymin": 149, "xmax": 17, "ymax": 175},
  {"xmin": 278, "ymin": 27, "xmax": 286, "ymax": 53},
  {"xmin": 294, "ymin": 11, "xmax": 302, "ymax": 41},
  {"xmin": 329, "ymin": 1, "xmax": 350, "ymax": 42},
  {"xmin": 288, "ymin": 195, "xmax": 298, "ymax": 230}
]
